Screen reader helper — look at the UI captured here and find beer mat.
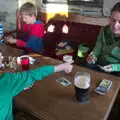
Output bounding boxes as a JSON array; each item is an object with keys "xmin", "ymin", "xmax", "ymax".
[{"xmin": 56, "ymin": 77, "xmax": 72, "ymax": 87}]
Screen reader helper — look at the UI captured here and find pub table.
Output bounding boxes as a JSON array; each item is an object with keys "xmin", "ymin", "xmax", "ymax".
[{"xmin": 13, "ymin": 55, "xmax": 120, "ymax": 120}]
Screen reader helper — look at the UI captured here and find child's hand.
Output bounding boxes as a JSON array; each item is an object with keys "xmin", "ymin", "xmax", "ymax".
[
  {"xmin": 100, "ymin": 65, "xmax": 112, "ymax": 73},
  {"xmin": 5, "ymin": 36, "xmax": 17, "ymax": 44},
  {"xmin": 55, "ymin": 62, "xmax": 73, "ymax": 73},
  {"xmin": 86, "ymin": 53, "xmax": 97, "ymax": 64}
]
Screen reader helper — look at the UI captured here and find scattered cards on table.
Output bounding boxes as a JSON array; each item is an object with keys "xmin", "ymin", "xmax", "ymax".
[
  {"xmin": 56, "ymin": 77, "xmax": 72, "ymax": 87},
  {"xmin": 95, "ymin": 79, "xmax": 112, "ymax": 95}
]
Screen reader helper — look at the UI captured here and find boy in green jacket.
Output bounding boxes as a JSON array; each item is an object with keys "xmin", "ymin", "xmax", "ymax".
[
  {"xmin": 87, "ymin": 2, "xmax": 120, "ymax": 74},
  {"xmin": 0, "ymin": 62, "xmax": 73, "ymax": 120}
]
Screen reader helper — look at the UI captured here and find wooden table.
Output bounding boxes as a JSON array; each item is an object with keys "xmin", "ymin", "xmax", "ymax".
[
  {"xmin": 14, "ymin": 55, "xmax": 120, "ymax": 120},
  {"xmin": 0, "ymin": 44, "xmax": 22, "ymax": 56}
]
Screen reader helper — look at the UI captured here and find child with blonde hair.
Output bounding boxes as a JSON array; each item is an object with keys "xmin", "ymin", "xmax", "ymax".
[{"xmin": 6, "ymin": 2, "xmax": 44, "ymax": 54}]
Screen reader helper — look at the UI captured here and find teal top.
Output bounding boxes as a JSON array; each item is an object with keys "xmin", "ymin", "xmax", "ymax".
[
  {"xmin": 92, "ymin": 25, "xmax": 120, "ymax": 71},
  {"xmin": 0, "ymin": 65, "xmax": 54, "ymax": 120}
]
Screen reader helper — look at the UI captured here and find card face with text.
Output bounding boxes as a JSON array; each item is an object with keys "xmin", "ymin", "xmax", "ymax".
[
  {"xmin": 56, "ymin": 77, "xmax": 72, "ymax": 87},
  {"xmin": 95, "ymin": 79, "xmax": 112, "ymax": 95}
]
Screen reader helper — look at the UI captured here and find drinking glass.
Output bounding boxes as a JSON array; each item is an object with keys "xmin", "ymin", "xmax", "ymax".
[
  {"xmin": 21, "ymin": 57, "xmax": 29, "ymax": 71},
  {"xmin": 74, "ymin": 72, "xmax": 91, "ymax": 103}
]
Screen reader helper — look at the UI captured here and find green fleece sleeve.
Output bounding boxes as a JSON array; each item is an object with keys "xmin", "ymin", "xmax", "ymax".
[
  {"xmin": 4, "ymin": 65, "xmax": 55, "ymax": 96},
  {"xmin": 91, "ymin": 28, "xmax": 104, "ymax": 57},
  {"xmin": 112, "ymin": 64, "xmax": 120, "ymax": 72}
]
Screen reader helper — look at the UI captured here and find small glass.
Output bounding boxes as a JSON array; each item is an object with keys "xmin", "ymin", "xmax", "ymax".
[
  {"xmin": 74, "ymin": 72, "xmax": 91, "ymax": 103},
  {"xmin": 21, "ymin": 57, "xmax": 29, "ymax": 71}
]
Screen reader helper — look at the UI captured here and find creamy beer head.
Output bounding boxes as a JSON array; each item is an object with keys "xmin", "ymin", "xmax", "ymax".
[{"xmin": 74, "ymin": 72, "xmax": 90, "ymax": 89}]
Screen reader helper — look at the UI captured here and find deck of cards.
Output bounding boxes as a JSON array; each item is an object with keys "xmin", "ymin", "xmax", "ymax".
[
  {"xmin": 95, "ymin": 79, "xmax": 112, "ymax": 95},
  {"xmin": 56, "ymin": 77, "xmax": 72, "ymax": 87}
]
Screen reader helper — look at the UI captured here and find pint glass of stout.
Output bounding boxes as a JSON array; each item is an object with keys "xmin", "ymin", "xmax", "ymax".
[{"xmin": 74, "ymin": 72, "xmax": 91, "ymax": 103}]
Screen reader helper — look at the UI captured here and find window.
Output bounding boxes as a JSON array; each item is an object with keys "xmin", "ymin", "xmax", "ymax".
[
  {"xmin": 43, "ymin": 0, "xmax": 103, "ymax": 8},
  {"xmin": 43, "ymin": 0, "xmax": 67, "ymax": 4}
]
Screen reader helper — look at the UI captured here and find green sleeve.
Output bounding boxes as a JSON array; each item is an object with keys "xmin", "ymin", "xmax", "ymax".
[
  {"xmin": 4, "ymin": 65, "xmax": 55, "ymax": 96},
  {"xmin": 112, "ymin": 64, "xmax": 120, "ymax": 72},
  {"xmin": 92, "ymin": 27, "xmax": 104, "ymax": 57}
]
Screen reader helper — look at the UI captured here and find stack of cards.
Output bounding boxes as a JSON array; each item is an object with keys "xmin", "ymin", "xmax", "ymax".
[{"xmin": 95, "ymin": 79, "xmax": 112, "ymax": 95}]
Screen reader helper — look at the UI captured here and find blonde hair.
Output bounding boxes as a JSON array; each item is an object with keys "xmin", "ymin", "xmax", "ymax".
[{"xmin": 20, "ymin": 2, "xmax": 37, "ymax": 16}]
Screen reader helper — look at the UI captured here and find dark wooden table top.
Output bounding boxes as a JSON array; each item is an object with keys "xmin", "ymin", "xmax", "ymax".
[
  {"xmin": 0, "ymin": 44, "xmax": 22, "ymax": 56},
  {"xmin": 13, "ymin": 55, "xmax": 120, "ymax": 120}
]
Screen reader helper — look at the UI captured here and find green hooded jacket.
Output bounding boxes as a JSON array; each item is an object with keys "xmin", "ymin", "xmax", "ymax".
[
  {"xmin": 92, "ymin": 25, "xmax": 120, "ymax": 71},
  {"xmin": 0, "ymin": 65, "xmax": 54, "ymax": 120}
]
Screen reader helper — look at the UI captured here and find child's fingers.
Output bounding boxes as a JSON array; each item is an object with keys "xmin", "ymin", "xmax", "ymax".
[
  {"xmin": 87, "ymin": 55, "xmax": 94, "ymax": 64},
  {"xmin": 103, "ymin": 65, "xmax": 112, "ymax": 72}
]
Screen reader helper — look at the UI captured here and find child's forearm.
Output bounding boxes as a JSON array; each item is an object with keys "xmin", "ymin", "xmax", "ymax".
[
  {"xmin": 112, "ymin": 64, "xmax": 120, "ymax": 72},
  {"xmin": 5, "ymin": 65, "xmax": 55, "ymax": 96},
  {"xmin": 16, "ymin": 39, "xmax": 26, "ymax": 47}
]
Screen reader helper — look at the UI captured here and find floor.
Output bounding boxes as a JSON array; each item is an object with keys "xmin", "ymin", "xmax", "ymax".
[{"xmin": 108, "ymin": 90, "xmax": 120, "ymax": 120}]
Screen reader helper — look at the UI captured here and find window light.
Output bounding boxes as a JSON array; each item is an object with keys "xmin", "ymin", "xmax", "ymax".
[
  {"xmin": 47, "ymin": 24, "xmax": 55, "ymax": 32},
  {"xmin": 62, "ymin": 24, "xmax": 68, "ymax": 34}
]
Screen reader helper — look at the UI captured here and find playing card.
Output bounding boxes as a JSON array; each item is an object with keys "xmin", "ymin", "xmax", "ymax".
[
  {"xmin": 95, "ymin": 79, "xmax": 112, "ymax": 95},
  {"xmin": 56, "ymin": 77, "xmax": 72, "ymax": 87}
]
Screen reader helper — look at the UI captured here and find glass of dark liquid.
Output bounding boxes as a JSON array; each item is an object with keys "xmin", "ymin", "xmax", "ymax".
[
  {"xmin": 21, "ymin": 57, "xmax": 29, "ymax": 71},
  {"xmin": 74, "ymin": 72, "xmax": 91, "ymax": 104}
]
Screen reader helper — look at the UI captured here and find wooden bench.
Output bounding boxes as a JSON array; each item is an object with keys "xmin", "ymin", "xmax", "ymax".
[{"xmin": 43, "ymin": 19, "xmax": 102, "ymax": 61}]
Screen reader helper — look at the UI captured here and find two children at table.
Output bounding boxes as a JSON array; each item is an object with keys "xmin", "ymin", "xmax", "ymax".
[
  {"xmin": 5, "ymin": 1, "xmax": 120, "ymax": 74},
  {"xmin": 1, "ymin": 1, "xmax": 120, "ymax": 120},
  {"xmin": 6, "ymin": 2, "xmax": 44, "ymax": 54}
]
